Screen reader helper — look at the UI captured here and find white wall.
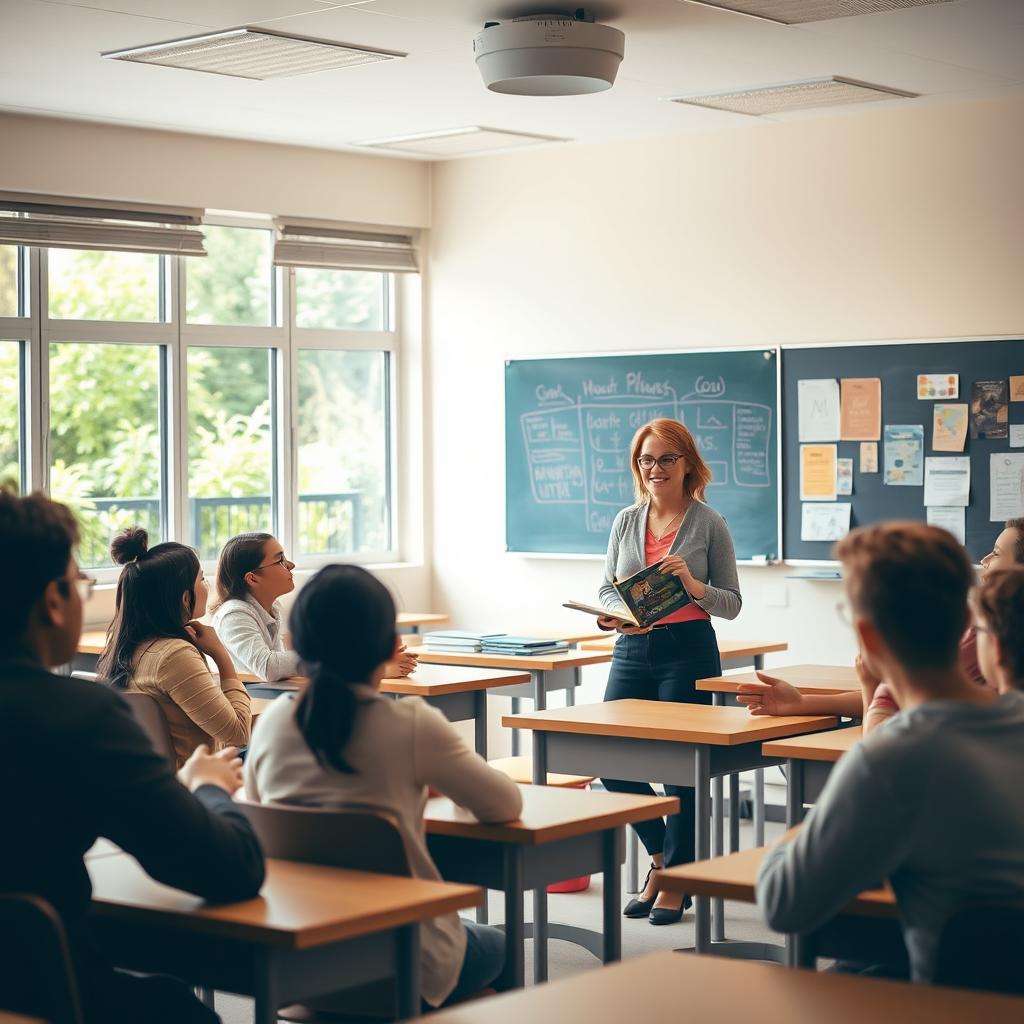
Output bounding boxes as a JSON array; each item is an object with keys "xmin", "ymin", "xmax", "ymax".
[{"xmin": 427, "ymin": 96, "xmax": 1024, "ymax": 706}]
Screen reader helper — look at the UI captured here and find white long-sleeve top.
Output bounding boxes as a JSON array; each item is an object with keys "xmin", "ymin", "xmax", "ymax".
[
  {"xmin": 245, "ymin": 687, "xmax": 523, "ymax": 1006},
  {"xmin": 212, "ymin": 595, "xmax": 300, "ymax": 681}
]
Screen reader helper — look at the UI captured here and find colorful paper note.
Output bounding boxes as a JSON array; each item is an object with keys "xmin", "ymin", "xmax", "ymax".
[
  {"xmin": 801, "ymin": 502, "xmax": 851, "ymax": 543},
  {"xmin": 917, "ymin": 373, "xmax": 958, "ymax": 400},
  {"xmin": 971, "ymin": 380, "xmax": 1009, "ymax": 440},
  {"xmin": 798, "ymin": 379, "xmax": 840, "ymax": 442},
  {"xmin": 927, "ymin": 506, "xmax": 966, "ymax": 545},
  {"xmin": 839, "ymin": 377, "xmax": 881, "ymax": 441},
  {"xmin": 924, "ymin": 456, "xmax": 970, "ymax": 507},
  {"xmin": 800, "ymin": 444, "xmax": 837, "ymax": 501},
  {"xmin": 990, "ymin": 453, "xmax": 1024, "ymax": 520},
  {"xmin": 932, "ymin": 403, "xmax": 969, "ymax": 453},
  {"xmin": 884, "ymin": 425, "xmax": 924, "ymax": 486},
  {"xmin": 1010, "ymin": 376, "xmax": 1024, "ymax": 402},
  {"xmin": 836, "ymin": 458, "xmax": 853, "ymax": 496},
  {"xmin": 860, "ymin": 442, "xmax": 878, "ymax": 474}
]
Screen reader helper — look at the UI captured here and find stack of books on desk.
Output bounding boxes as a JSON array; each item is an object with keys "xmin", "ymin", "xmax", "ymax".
[
  {"xmin": 422, "ymin": 630, "xmax": 507, "ymax": 653},
  {"xmin": 480, "ymin": 636, "xmax": 569, "ymax": 657}
]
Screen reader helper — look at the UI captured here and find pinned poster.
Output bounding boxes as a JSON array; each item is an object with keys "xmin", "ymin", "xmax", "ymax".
[
  {"xmin": 932, "ymin": 403, "xmax": 968, "ymax": 453},
  {"xmin": 840, "ymin": 377, "xmax": 881, "ymax": 441},
  {"xmin": 927, "ymin": 506, "xmax": 966, "ymax": 545},
  {"xmin": 800, "ymin": 444, "xmax": 837, "ymax": 501},
  {"xmin": 970, "ymin": 380, "xmax": 1009, "ymax": 439},
  {"xmin": 1011, "ymin": 425, "xmax": 1024, "ymax": 448},
  {"xmin": 924, "ymin": 457, "xmax": 970, "ymax": 507},
  {"xmin": 859, "ymin": 442, "xmax": 878, "ymax": 474},
  {"xmin": 884, "ymin": 424, "xmax": 924, "ymax": 486},
  {"xmin": 1010, "ymin": 376, "xmax": 1024, "ymax": 402},
  {"xmin": 801, "ymin": 502, "xmax": 851, "ymax": 542},
  {"xmin": 917, "ymin": 373, "xmax": 958, "ymax": 400},
  {"xmin": 990, "ymin": 453, "xmax": 1024, "ymax": 520},
  {"xmin": 798, "ymin": 379, "xmax": 840, "ymax": 442},
  {"xmin": 836, "ymin": 458, "xmax": 853, "ymax": 496}
]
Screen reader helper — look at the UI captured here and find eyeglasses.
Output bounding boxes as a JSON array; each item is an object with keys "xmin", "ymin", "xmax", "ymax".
[
  {"xmin": 57, "ymin": 572, "xmax": 96, "ymax": 603},
  {"xmin": 254, "ymin": 553, "xmax": 291, "ymax": 572},
  {"xmin": 637, "ymin": 454, "xmax": 684, "ymax": 470}
]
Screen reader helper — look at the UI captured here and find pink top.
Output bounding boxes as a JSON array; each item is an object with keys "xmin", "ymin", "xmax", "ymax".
[{"xmin": 645, "ymin": 527, "xmax": 710, "ymax": 626}]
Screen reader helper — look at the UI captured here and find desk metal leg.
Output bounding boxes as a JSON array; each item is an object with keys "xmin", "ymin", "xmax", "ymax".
[
  {"xmin": 502, "ymin": 851, "xmax": 526, "ymax": 990},
  {"xmin": 473, "ymin": 691, "xmax": 487, "ymax": 760},
  {"xmin": 511, "ymin": 697, "xmax": 521, "ymax": 756},
  {"xmin": 567, "ymin": 666, "xmax": 578, "ymax": 706},
  {"xmin": 395, "ymin": 923, "xmax": 421, "ymax": 1020},
  {"xmin": 532, "ymin": 670, "xmax": 547, "ymax": 712},
  {"xmin": 533, "ymin": 883, "xmax": 548, "ymax": 984},
  {"xmin": 786, "ymin": 759, "xmax": 806, "ymax": 827},
  {"xmin": 694, "ymin": 745, "xmax": 711, "ymax": 954},
  {"xmin": 252, "ymin": 951, "xmax": 280, "ymax": 1024},
  {"xmin": 626, "ymin": 828, "xmax": 639, "ymax": 894},
  {"xmin": 532, "ymin": 731, "xmax": 547, "ymax": 786},
  {"xmin": 729, "ymin": 773, "xmax": 740, "ymax": 854},
  {"xmin": 602, "ymin": 829, "xmax": 622, "ymax": 964},
  {"xmin": 754, "ymin": 769, "xmax": 765, "ymax": 847},
  {"xmin": 712, "ymin": 770, "xmax": 725, "ymax": 942}
]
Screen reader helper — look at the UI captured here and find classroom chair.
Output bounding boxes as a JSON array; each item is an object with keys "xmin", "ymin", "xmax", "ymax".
[
  {"xmin": 0, "ymin": 892, "xmax": 84, "ymax": 1024},
  {"xmin": 933, "ymin": 902, "xmax": 1024, "ymax": 996},
  {"xmin": 120, "ymin": 691, "xmax": 177, "ymax": 764}
]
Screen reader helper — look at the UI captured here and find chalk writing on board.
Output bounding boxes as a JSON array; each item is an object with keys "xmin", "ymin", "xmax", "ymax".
[{"xmin": 520, "ymin": 376, "xmax": 772, "ymax": 534}]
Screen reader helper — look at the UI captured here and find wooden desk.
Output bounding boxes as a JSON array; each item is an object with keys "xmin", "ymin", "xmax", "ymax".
[
  {"xmin": 504, "ymin": 700, "xmax": 837, "ymax": 958},
  {"xmin": 397, "ymin": 612, "xmax": 449, "ymax": 635},
  {"xmin": 697, "ymin": 664, "xmax": 859, "ymax": 696},
  {"xmin": 411, "ymin": 648, "xmax": 614, "ymax": 756},
  {"xmin": 579, "ymin": 637, "xmax": 789, "ymax": 670},
  {"xmin": 425, "ymin": 785, "xmax": 677, "ymax": 988},
  {"xmin": 426, "ymin": 948, "xmax": 1024, "ymax": 1024},
  {"xmin": 0, "ymin": 1014, "xmax": 45, "ymax": 1024},
  {"xmin": 658, "ymin": 839, "xmax": 898, "ymax": 968},
  {"xmin": 89, "ymin": 853, "xmax": 481, "ymax": 1024},
  {"xmin": 763, "ymin": 726, "xmax": 863, "ymax": 825}
]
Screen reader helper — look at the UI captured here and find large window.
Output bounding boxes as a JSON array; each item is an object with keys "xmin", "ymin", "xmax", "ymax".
[
  {"xmin": 186, "ymin": 226, "xmax": 274, "ymax": 327},
  {"xmin": 0, "ymin": 341, "xmax": 20, "ymax": 492},
  {"xmin": 48, "ymin": 342, "xmax": 163, "ymax": 568},
  {"xmin": 0, "ymin": 245, "xmax": 21, "ymax": 317},
  {"xmin": 294, "ymin": 268, "xmax": 386, "ymax": 331},
  {"xmin": 48, "ymin": 248, "xmax": 163, "ymax": 322}
]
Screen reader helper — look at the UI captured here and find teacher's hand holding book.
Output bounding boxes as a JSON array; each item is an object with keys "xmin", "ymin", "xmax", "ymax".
[{"xmin": 597, "ymin": 614, "xmax": 652, "ymax": 636}]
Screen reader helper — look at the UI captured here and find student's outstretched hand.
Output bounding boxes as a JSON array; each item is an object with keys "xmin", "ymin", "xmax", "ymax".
[
  {"xmin": 178, "ymin": 744, "xmax": 244, "ymax": 795},
  {"xmin": 384, "ymin": 646, "xmax": 419, "ymax": 678},
  {"xmin": 736, "ymin": 672, "xmax": 805, "ymax": 717}
]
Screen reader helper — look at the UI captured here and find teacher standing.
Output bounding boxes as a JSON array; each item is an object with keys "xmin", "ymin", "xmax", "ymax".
[{"xmin": 598, "ymin": 418, "xmax": 741, "ymax": 925}]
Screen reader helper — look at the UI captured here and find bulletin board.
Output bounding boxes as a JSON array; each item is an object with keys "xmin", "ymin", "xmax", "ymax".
[{"xmin": 782, "ymin": 337, "xmax": 1024, "ymax": 564}]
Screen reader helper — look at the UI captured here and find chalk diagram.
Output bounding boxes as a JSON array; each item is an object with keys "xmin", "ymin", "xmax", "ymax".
[{"xmin": 520, "ymin": 375, "xmax": 772, "ymax": 535}]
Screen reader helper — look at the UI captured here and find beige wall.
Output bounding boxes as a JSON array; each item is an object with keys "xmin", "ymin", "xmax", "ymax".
[{"xmin": 428, "ymin": 95, "xmax": 1024, "ymax": 720}]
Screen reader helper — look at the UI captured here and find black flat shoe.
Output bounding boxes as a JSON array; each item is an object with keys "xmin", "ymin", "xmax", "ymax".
[
  {"xmin": 623, "ymin": 862, "xmax": 658, "ymax": 918},
  {"xmin": 648, "ymin": 895, "xmax": 692, "ymax": 926}
]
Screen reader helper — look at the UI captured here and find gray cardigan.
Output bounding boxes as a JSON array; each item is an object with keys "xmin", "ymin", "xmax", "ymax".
[{"xmin": 599, "ymin": 501, "xmax": 742, "ymax": 620}]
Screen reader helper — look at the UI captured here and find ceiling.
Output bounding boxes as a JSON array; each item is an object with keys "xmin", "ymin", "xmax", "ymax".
[{"xmin": 0, "ymin": 0, "xmax": 1022, "ymax": 159}]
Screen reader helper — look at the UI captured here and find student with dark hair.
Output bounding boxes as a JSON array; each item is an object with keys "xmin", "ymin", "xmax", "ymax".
[
  {"xmin": 245, "ymin": 565, "xmax": 522, "ymax": 1008},
  {"xmin": 212, "ymin": 532, "xmax": 418, "ymax": 682},
  {"xmin": 972, "ymin": 567, "xmax": 1024, "ymax": 694},
  {"xmin": 0, "ymin": 490, "xmax": 264, "ymax": 1024},
  {"xmin": 98, "ymin": 528, "xmax": 250, "ymax": 767},
  {"xmin": 756, "ymin": 522, "xmax": 1024, "ymax": 982}
]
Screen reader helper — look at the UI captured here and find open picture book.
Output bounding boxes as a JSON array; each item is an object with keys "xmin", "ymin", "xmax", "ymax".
[{"xmin": 564, "ymin": 562, "xmax": 691, "ymax": 629}]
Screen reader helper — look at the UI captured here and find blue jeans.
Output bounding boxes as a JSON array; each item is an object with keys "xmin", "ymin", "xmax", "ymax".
[
  {"xmin": 442, "ymin": 921, "xmax": 507, "ymax": 1005},
  {"xmin": 600, "ymin": 620, "xmax": 721, "ymax": 869}
]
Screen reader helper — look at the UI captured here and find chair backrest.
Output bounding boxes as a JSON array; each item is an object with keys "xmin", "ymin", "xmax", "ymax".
[
  {"xmin": 120, "ymin": 691, "xmax": 177, "ymax": 763},
  {"xmin": 238, "ymin": 802, "xmax": 410, "ymax": 876},
  {"xmin": 934, "ymin": 901, "xmax": 1024, "ymax": 996},
  {"xmin": 0, "ymin": 893, "xmax": 84, "ymax": 1024},
  {"xmin": 69, "ymin": 670, "xmax": 99, "ymax": 683}
]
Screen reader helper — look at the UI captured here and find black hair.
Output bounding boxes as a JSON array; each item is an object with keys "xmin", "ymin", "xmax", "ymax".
[
  {"xmin": 0, "ymin": 488, "xmax": 80, "ymax": 646},
  {"xmin": 97, "ymin": 527, "xmax": 201, "ymax": 688},
  {"xmin": 290, "ymin": 564, "xmax": 396, "ymax": 774},
  {"xmin": 214, "ymin": 532, "xmax": 273, "ymax": 610}
]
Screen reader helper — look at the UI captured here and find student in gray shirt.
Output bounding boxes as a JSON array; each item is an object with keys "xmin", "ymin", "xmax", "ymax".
[{"xmin": 757, "ymin": 521, "xmax": 1024, "ymax": 982}]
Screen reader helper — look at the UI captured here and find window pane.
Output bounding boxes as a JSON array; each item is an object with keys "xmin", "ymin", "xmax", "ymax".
[
  {"xmin": 0, "ymin": 246, "xmax": 20, "ymax": 317},
  {"xmin": 0, "ymin": 341, "xmax": 20, "ymax": 492},
  {"xmin": 188, "ymin": 346, "xmax": 274, "ymax": 559},
  {"xmin": 294, "ymin": 269, "xmax": 386, "ymax": 331},
  {"xmin": 48, "ymin": 249, "xmax": 162, "ymax": 321},
  {"xmin": 48, "ymin": 342, "xmax": 163, "ymax": 569},
  {"xmin": 297, "ymin": 350, "xmax": 389, "ymax": 556},
  {"xmin": 186, "ymin": 226, "xmax": 272, "ymax": 326}
]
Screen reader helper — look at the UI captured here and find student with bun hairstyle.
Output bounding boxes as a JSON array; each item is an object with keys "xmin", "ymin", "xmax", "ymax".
[
  {"xmin": 245, "ymin": 565, "xmax": 522, "ymax": 1008},
  {"xmin": 98, "ymin": 528, "xmax": 251, "ymax": 768}
]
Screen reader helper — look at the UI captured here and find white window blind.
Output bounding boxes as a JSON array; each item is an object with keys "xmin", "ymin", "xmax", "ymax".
[{"xmin": 274, "ymin": 220, "xmax": 418, "ymax": 273}]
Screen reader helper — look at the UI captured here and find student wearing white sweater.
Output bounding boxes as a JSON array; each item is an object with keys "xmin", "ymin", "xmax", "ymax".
[
  {"xmin": 245, "ymin": 564, "xmax": 522, "ymax": 1008},
  {"xmin": 211, "ymin": 532, "xmax": 417, "ymax": 681}
]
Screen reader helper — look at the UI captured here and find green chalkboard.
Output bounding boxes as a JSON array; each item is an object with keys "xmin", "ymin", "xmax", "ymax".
[{"xmin": 505, "ymin": 349, "xmax": 779, "ymax": 559}]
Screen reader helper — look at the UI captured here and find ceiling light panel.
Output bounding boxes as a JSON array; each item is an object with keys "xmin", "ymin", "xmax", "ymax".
[
  {"xmin": 683, "ymin": 0, "xmax": 951, "ymax": 25},
  {"xmin": 104, "ymin": 27, "xmax": 404, "ymax": 81},
  {"xmin": 358, "ymin": 127, "xmax": 568, "ymax": 158},
  {"xmin": 672, "ymin": 76, "xmax": 917, "ymax": 116}
]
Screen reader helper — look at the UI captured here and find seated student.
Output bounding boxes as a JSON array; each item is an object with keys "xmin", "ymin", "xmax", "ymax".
[
  {"xmin": 738, "ymin": 516, "xmax": 1024, "ymax": 720},
  {"xmin": 972, "ymin": 568, "xmax": 1024, "ymax": 694},
  {"xmin": 245, "ymin": 564, "xmax": 522, "ymax": 1009},
  {"xmin": 756, "ymin": 522, "xmax": 1024, "ymax": 982},
  {"xmin": 0, "ymin": 491, "xmax": 264, "ymax": 1024},
  {"xmin": 211, "ymin": 531, "xmax": 418, "ymax": 682},
  {"xmin": 97, "ymin": 528, "xmax": 251, "ymax": 768}
]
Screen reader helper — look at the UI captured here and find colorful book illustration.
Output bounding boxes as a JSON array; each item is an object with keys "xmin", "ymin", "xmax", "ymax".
[{"xmin": 564, "ymin": 563, "xmax": 690, "ymax": 629}]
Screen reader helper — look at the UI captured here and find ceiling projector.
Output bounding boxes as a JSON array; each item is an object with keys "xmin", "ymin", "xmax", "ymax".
[{"xmin": 473, "ymin": 11, "xmax": 625, "ymax": 96}]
